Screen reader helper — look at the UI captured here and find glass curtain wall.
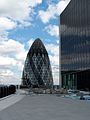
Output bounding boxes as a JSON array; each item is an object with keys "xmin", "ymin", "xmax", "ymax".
[
  {"xmin": 22, "ymin": 38, "xmax": 53, "ymax": 88},
  {"xmin": 60, "ymin": 0, "xmax": 90, "ymax": 90}
]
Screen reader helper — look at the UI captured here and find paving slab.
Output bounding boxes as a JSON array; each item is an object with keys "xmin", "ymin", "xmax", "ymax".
[
  {"xmin": 0, "ymin": 94, "xmax": 90, "ymax": 120},
  {"xmin": 0, "ymin": 90, "xmax": 25, "ymax": 111}
]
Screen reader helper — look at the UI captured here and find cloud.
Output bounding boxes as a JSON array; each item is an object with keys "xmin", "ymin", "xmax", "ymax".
[
  {"xmin": 0, "ymin": 38, "xmax": 27, "ymax": 85},
  {"xmin": 29, "ymin": 0, "xmax": 42, "ymax": 7},
  {"xmin": 0, "ymin": 69, "xmax": 14, "ymax": 76},
  {"xmin": 56, "ymin": 40, "xmax": 59, "ymax": 44},
  {"xmin": 27, "ymin": 38, "xmax": 34, "ymax": 48},
  {"xmin": 0, "ymin": 0, "xmax": 42, "ymax": 27},
  {"xmin": 0, "ymin": 75, "xmax": 21, "ymax": 85},
  {"xmin": 44, "ymin": 24, "xmax": 59, "ymax": 38},
  {"xmin": 0, "ymin": 39, "xmax": 27, "ymax": 59},
  {"xmin": 38, "ymin": 4, "xmax": 56, "ymax": 23},
  {"xmin": 0, "ymin": 56, "xmax": 16, "ymax": 66},
  {"xmin": 0, "ymin": 0, "xmax": 42, "ymax": 20},
  {"xmin": 0, "ymin": 56, "xmax": 19, "ymax": 85},
  {"xmin": 45, "ymin": 43, "xmax": 59, "ymax": 84},
  {"xmin": 46, "ymin": 43, "xmax": 59, "ymax": 56},
  {"xmin": 0, "ymin": 0, "xmax": 30, "ymax": 21},
  {"xmin": 38, "ymin": 0, "xmax": 71, "ymax": 23},
  {"xmin": 0, "ymin": 17, "xmax": 17, "ymax": 32}
]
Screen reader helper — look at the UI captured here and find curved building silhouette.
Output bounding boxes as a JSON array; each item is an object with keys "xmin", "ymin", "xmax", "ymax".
[{"xmin": 22, "ymin": 38, "xmax": 53, "ymax": 88}]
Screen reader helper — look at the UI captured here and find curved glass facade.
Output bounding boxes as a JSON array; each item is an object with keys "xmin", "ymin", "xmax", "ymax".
[
  {"xmin": 22, "ymin": 38, "xmax": 53, "ymax": 88},
  {"xmin": 60, "ymin": 0, "xmax": 90, "ymax": 90}
]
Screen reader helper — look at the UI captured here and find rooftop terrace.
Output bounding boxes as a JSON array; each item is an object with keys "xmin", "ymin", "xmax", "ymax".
[{"xmin": 0, "ymin": 90, "xmax": 90, "ymax": 120}]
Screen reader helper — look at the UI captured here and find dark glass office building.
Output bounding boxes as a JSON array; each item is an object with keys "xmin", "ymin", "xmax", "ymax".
[
  {"xmin": 60, "ymin": 0, "xmax": 90, "ymax": 90},
  {"xmin": 22, "ymin": 38, "xmax": 53, "ymax": 88}
]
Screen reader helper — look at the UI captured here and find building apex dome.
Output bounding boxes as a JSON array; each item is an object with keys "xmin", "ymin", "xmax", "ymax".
[
  {"xmin": 34, "ymin": 38, "xmax": 42, "ymax": 42},
  {"xmin": 32, "ymin": 38, "xmax": 44, "ymax": 47},
  {"xmin": 28, "ymin": 38, "xmax": 47, "ymax": 55}
]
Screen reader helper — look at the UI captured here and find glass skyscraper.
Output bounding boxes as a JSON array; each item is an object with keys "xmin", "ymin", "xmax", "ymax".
[
  {"xmin": 22, "ymin": 38, "xmax": 53, "ymax": 88},
  {"xmin": 60, "ymin": 0, "xmax": 90, "ymax": 90}
]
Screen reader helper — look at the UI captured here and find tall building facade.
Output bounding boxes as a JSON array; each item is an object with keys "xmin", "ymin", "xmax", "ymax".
[
  {"xmin": 22, "ymin": 38, "xmax": 53, "ymax": 88},
  {"xmin": 60, "ymin": 0, "xmax": 90, "ymax": 90}
]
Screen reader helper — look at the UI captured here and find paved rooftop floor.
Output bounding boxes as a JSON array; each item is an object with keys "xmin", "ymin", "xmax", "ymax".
[{"xmin": 0, "ymin": 92, "xmax": 90, "ymax": 120}]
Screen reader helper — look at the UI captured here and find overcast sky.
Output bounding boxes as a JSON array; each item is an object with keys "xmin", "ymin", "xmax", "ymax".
[{"xmin": 0, "ymin": 0, "xmax": 70, "ymax": 85}]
